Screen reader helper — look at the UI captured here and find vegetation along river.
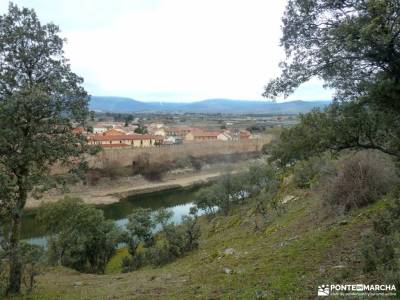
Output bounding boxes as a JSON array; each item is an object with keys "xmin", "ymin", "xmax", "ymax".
[{"xmin": 21, "ymin": 185, "xmax": 204, "ymax": 247}]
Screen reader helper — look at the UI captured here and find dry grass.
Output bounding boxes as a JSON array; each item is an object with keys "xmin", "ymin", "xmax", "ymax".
[
  {"xmin": 88, "ymin": 139, "xmax": 268, "ymax": 169},
  {"xmin": 323, "ymin": 151, "xmax": 398, "ymax": 213},
  {"xmin": 10, "ymin": 186, "xmax": 387, "ymax": 299}
]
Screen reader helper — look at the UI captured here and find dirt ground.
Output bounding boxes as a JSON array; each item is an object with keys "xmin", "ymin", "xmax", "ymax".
[{"xmin": 26, "ymin": 160, "xmax": 252, "ymax": 209}]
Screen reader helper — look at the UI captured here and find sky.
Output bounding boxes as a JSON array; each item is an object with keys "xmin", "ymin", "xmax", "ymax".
[{"xmin": 0, "ymin": 0, "xmax": 333, "ymax": 102}]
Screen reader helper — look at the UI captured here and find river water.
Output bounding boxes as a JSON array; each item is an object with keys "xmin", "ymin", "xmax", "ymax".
[{"xmin": 21, "ymin": 186, "xmax": 203, "ymax": 247}]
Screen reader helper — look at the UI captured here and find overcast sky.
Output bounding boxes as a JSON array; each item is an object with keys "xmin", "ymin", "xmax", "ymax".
[{"xmin": 0, "ymin": 0, "xmax": 333, "ymax": 102}]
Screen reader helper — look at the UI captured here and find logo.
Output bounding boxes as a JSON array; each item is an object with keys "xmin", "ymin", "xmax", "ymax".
[
  {"xmin": 317, "ymin": 283, "xmax": 397, "ymax": 297},
  {"xmin": 318, "ymin": 285, "xmax": 330, "ymax": 296}
]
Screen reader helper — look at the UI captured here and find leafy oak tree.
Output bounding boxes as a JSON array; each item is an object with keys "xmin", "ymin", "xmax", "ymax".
[
  {"xmin": 38, "ymin": 198, "xmax": 120, "ymax": 274},
  {"xmin": 265, "ymin": 0, "xmax": 400, "ymax": 164},
  {"xmin": 0, "ymin": 4, "xmax": 90, "ymax": 293}
]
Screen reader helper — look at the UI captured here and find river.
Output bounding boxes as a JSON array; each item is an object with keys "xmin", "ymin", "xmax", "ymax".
[{"xmin": 21, "ymin": 185, "xmax": 203, "ymax": 247}]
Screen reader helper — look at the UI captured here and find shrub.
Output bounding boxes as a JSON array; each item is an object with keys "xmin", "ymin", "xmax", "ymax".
[
  {"xmin": 123, "ymin": 208, "xmax": 156, "ymax": 257},
  {"xmin": 0, "ymin": 240, "xmax": 45, "ymax": 295},
  {"xmin": 86, "ymin": 160, "xmax": 131, "ymax": 185},
  {"xmin": 323, "ymin": 152, "xmax": 398, "ymax": 213},
  {"xmin": 141, "ymin": 162, "xmax": 170, "ymax": 181},
  {"xmin": 20, "ymin": 243, "xmax": 45, "ymax": 293},
  {"xmin": 120, "ymin": 208, "xmax": 156, "ymax": 271},
  {"xmin": 86, "ymin": 169, "xmax": 101, "ymax": 185},
  {"xmin": 100, "ymin": 159, "xmax": 126, "ymax": 179},
  {"xmin": 145, "ymin": 242, "xmax": 173, "ymax": 267},
  {"xmin": 121, "ymin": 252, "xmax": 145, "ymax": 273},
  {"xmin": 38, "ymin": 197, "xmax": 121, "ymax": 274},
  {"xmin": 151, "ymin": 215, "xmax": 200, "ymax": 264},
  {"xmin": 195, "ymin": 164, "xmax": 281, "ymax": 217},
  {"xmin": 188, "ymin": 155, "xmax": 202, "ymax": 171},
  {"xmin": 132, "ymin": 154, "xmax": 170, "ymax": 181},
  {"xmin": 361, "ymin": 196, "xmax": 400, "ymax": 290},
  {"xmin": 245, "ymin": 163, "xmax": 280, "ymax": 196},
  {"xmin": 195, "ymin": 187, "xmax": 219, "ymax": 215},
  {"xmin": 131, "ymin": 209, "xmax": 200, "ymax": 269},
  {"xmin": 180, "ymin": 213, "xmax": 201, "ymax": 251},
  {"xmin": 292, "ymin": 156, "xmax": 334, "ymax": 189}
]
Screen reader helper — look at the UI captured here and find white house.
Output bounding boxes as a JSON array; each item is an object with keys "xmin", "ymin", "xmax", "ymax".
[
  {"xmin": 93, "ymin": 127, "xmax": 107, "ymax": 134},
  {"xmin": 217, "ymin": 132, "xmax": 233, "ymax": 141}
]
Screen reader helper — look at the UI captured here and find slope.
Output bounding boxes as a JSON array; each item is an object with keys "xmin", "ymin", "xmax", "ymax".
[{"xmin": 11, "ymin": 188, "xmax": 386, "ymax": 299}]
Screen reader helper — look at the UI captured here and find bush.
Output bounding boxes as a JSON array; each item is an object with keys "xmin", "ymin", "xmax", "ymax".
[
  {"xmin": 124, "ymin": 208, "xmax": 156, "ymax": 254},
  {"xmin": 180, "ymin": 213, "xmax": 201, "ymax": 251},
  {"xmin": 145, "ymin": 242, "xmax": 173, "ymax": 267},
  {"xmin": 132, "ymin": 154, "xmax": 170, "ymax": 181},
  {"xmin": 86, "ymin": 160, "xmax": 132, "ymax": 185},
  {"xmin": 0, "ymin": 240, "xmax": 45, "ymax": 295},
  {"xmin": 147, "ymin": 216, "xmax": 200, "ymax": 266},
  {"xmin": 292, "ymin": 156, "xmax": 334, "ymax": 189},
  {"xmin": 361, "ymin": 195, "xmax": 400, "ymax": 291},
  {"xmin": 142, "ymin": 162, "xmax": 170, "ymax": 181},
  {"xmin": 121, "ymin": 208, "xmax": 201, "ymax": 271},
  {"xmin": 38, "ymin": 197, "xmax": 121, "ymax": 274},
  {"xmin": 323, "ymin": 152, "xmax": 398, "ymax": 213},
  {"xmin": 245, "ymin": 163, "xmax": 280, "ymax": 196},
  {"xmin": 100, "ymin": 159, "xmax": 127, "ymax": 179},
  {"xmin": 120, "ymin": 208, "xmax": 156, "ymax": 271},
  {"xmin": 20, "ymin": 243, "xmax": 45, "ymax": 293},
  {"xmin": 195, "ymin": 186, "xmax": 219, "ymax": 215},
  {"xmin": 86, "ymin": 170, "xmax": 101, "ymax": 185},
  {"xmin": 121, "ymin": 252, "xmax": 145, "ymax": 273},
  {"xmin": 195, "ymin": 164, "xmax": 281, "ymax": 217}
]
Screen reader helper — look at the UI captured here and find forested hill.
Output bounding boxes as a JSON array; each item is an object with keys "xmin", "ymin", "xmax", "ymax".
[{"xmin": 89, "ymin": 96, "xmax": 330, "ymax": 114}]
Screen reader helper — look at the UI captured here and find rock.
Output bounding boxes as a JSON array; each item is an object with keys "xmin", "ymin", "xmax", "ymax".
[
  {"xmin": 223, "ymin": 248, "xmax": 235, "ymax": 255},
  {"xmin": 282, "ymin": 195, "xmax": 296, "ymax": 204},
  {"xmin": 332, "ymin": 265, "xmax": 346, "ymax": 269},
  {"xmin": 223, "ymin": 267, "xmax": 232, "ymax": 274}
]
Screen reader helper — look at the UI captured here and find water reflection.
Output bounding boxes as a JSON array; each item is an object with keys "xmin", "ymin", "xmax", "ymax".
[{"xmin": 22, "ymin": 186, "xmax": 203, "ymax": 245}]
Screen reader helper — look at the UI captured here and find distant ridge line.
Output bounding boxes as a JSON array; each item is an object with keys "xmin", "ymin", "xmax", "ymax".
[{"xmin": 89, "ymin": 96, "xmax": 331, "ymax": 114}]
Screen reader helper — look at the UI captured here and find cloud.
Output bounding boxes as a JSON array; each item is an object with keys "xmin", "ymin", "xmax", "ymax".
[{"xmin": 2, "ymin": 0, "xmax": 333, "ymax": 102}]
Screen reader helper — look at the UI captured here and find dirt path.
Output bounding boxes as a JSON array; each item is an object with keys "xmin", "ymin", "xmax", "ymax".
[{"xmin": 26, "ymin": 162, "xmax": 249, "ymax": 209}]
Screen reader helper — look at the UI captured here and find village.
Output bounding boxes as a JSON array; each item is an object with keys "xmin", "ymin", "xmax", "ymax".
[{"xmin": 80, "ymin": 121, "xmax": 253, "ymax": 149}]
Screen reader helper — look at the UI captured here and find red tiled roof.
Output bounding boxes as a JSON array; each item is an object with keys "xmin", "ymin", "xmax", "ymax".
[
  {"xmin": 88, "ymin": 134, "xmax": 162, "ymax": 141},
  {"xmin": 72, "ymin": 127, "xmax": 84, "ymax": 134},
  {"xmin": 103, "ymin": 128, "xmax": 127, "ymax": 135}
]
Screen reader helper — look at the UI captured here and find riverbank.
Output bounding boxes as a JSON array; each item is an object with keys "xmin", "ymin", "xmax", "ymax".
[
  {"xmin": 17, "ymin": 182, "xmax": 382, "ymax": 299},
  {"xmin": 26, "ymin": 161, "xmax": 251, "ymax": 209}
]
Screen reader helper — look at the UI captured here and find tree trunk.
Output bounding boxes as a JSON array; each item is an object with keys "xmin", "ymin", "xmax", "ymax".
[
  {"xmin": 8, "ymin": 173, "xmax": 27, "ymax": 295},
  {"xmin": 7, "ymin": 209, "xmax": 22, "ymax": 294}
]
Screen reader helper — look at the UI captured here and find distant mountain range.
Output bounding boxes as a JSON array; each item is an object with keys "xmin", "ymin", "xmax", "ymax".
[{"xmin": 89, "ymin": 96, "xmax": 330, "ymax": 114}]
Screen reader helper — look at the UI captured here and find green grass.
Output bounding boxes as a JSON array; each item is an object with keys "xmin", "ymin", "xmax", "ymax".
[
  {"xmin": 8, "ymin": 191, "xmax": 385, "ymax": 299},
  {"xmin": 106, "ymin": 248, "xmax": 129, "ymax": 274}
]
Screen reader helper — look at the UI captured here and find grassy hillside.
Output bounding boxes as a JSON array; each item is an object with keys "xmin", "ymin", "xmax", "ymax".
[{"xmin": 10, "ymin": 186, "xmax": 387, "ymax": 299}]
